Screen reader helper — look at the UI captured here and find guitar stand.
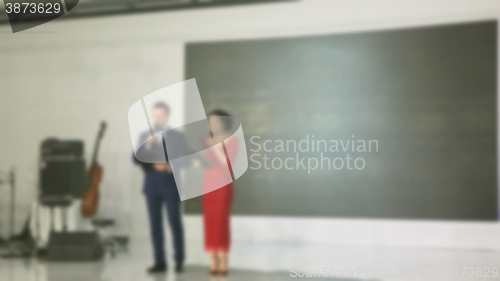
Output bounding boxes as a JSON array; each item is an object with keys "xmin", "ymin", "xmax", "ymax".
[{"xmin": 91, "ymin": 218, "xmax": 128, "ymax": 258}]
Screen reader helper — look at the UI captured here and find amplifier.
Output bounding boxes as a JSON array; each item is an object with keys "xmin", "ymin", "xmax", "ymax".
[
  {"xmin": 47, "ymin": 231, "xmax": 104, "ymax": 261},
  {"xmin": 41, "ymin": 139, "xmax": 83, "ymax": 158},
  {"xmin": 40, "ymin": 139, "xmax": 86, "ymax": 200}
]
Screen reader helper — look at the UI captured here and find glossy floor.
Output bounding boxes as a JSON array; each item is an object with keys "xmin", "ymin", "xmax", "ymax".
[{"xmin": 2, "ymin": 240, "xmax": 500, "ymax": 281}]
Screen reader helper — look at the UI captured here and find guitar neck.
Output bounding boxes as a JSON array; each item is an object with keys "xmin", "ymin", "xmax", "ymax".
[
  {"xmin": 90, "ymin": 121, "xmax": 106, "ymax": 168},
  {"xmin": 90, "ymin": 137, "xmax": 101, "ymax": 167}
]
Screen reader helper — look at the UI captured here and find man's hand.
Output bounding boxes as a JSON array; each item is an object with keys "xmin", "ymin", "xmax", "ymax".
[
  {"xmin": 146, "ymin": 136, "xmax": 159, "ymax": 149},
  {"xmin": 153, "ymin": 163, "xmax": 171, "ymax": 172}
]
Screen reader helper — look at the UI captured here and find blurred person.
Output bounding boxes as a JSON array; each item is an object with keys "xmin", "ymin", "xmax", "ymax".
[
  {"xmin": 133, "ymin": 102, "xmax": 186, "ymax": 274},
  {"xmin": 202, "ymin": 109, "xmax": 236, "ymax": 276}
]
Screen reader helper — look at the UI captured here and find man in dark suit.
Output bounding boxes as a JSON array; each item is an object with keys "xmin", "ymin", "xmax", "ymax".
[{"xmin": 133, "ymin": 102, "xmax": 186, "ymax": 274}]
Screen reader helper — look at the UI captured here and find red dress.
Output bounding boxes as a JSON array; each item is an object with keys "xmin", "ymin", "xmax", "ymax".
[{"xmin": 202, "ymin": 138, "xmax": 236, "ymax": 253}]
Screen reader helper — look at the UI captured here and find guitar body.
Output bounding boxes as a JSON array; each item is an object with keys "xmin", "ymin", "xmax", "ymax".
[
  {"xmin": 81, "ymin": 163, "xmax": 103, "ymax": 217},
  {"xmin": 80, "ymin": 122, "xmax": 106, "ymax": 218}
]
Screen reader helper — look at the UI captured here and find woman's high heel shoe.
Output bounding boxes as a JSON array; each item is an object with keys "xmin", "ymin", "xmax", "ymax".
[
  {"xmin": 219, "ymin": 261, "xmax": 228, "ymax": 276},
  {"xmin": 209, "ymin": 255, "xmax": 219, "ymax": 276}
]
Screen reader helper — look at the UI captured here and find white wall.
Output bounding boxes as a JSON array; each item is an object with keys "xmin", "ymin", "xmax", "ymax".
[
  {"xmin": 0, "ymin": 0, "xmax": 500, "ymax": 248},
  {"xmin": 0, "ymin": 40, "xmax": 185, "ymax": 238}
]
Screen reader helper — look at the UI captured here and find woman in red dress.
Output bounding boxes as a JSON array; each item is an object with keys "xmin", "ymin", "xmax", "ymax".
[{"xmin": 202, "ymin": 109, "xmax": 236, "ymax": 276}]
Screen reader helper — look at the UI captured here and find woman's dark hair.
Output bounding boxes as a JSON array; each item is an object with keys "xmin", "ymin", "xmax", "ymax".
[{"xmin": 209, "ymin": 109, "xmax": 232, "ymax": 131}]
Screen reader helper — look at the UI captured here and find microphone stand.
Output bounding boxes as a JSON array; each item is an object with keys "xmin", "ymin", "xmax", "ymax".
[
  {"xmin": 9, "ymin": 168, "xmax": 15, "ymax": 240},
  {"xmin": 0, "ymin": 168, "xmax": 15, "ymax": 240},
  {"xmin": 0, "ymin": 167, "xmax": 20, "ymax": 258}
]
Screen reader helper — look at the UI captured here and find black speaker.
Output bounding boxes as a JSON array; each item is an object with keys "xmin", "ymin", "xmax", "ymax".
[
  {"xmin": 47, "ymin": 231, "xmax": 104, "ymax": 261},
  {"xmin": 40, "ymin": 139, "xmax": 86, "ymax": 200}
]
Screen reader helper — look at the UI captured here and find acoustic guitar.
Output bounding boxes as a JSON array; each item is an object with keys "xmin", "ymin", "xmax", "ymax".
[{"xmin": 81, "ymin": 122, "xmax": 106, "ymax": 218}]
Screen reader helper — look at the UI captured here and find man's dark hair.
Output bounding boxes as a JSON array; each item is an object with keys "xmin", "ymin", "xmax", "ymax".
[
  {"xmin": 153, "ymin": 102, "xmax": 170, "ymax": 114},
  {"xmin": 209, "ymin": 109, "xmax": 232, "ymax": 131}
]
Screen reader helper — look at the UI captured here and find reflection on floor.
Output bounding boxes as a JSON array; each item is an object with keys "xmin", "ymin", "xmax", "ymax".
[
  {"xmin": 2, "ymin": 240, "xmax": 500, "ymax": 281},
  {"xmin": 1, "ymin": 262, "xmax": 346, "ymax": 281}
]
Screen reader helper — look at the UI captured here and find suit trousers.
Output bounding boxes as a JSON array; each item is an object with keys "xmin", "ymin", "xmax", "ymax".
[{"xmin": 143, "ymin": 171, "xmax": 184, "ymax": 265}]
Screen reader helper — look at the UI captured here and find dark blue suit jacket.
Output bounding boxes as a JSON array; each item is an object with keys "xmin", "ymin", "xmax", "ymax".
[{"xmin": 133, "ymin": 129, "xmax": 188, "ymax": 195}]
